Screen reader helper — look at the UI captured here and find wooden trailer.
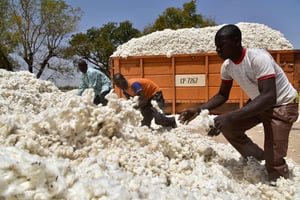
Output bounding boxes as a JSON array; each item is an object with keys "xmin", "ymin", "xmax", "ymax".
[{"xmin": 111, "ymin": 50, "xmax": 300, "ymax": 114}]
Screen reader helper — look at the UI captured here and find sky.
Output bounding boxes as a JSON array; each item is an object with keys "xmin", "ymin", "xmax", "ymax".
[{"xmin": 64, "ymin": 0, "xmax": 300, "ymax": 49}]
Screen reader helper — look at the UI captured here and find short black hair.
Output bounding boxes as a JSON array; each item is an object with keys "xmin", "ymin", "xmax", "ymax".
[
  {"xmin": 113, "ymin": 73, "xmax": 125, "ymax": 81},
  {"xmin": 78, "ymin": 59, "xmax": 87, "ymax": 66},
  {"xmin": 215, "ymin": 24, "xmax": 242, "ymax": 42}
]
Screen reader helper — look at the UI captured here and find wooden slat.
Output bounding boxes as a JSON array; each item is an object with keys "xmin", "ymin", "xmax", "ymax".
[
  {"xmin": 144, "ymin": 65, "xmax": 173, "ymax": 75},
  {"xmin": 175, "ymin": 87, "xmax": 207, "ymax": 100},
  {"xmin": 144, "ymin": 75, "xmax": 173, "ymax": 87}
]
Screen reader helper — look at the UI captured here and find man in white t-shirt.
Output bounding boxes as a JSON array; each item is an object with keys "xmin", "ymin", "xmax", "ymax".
[{"xmin": 179, "ymin": 24, "xmax": 299, "ymax": 184}]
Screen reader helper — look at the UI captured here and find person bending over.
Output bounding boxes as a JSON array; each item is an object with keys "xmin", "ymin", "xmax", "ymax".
[
  {"xmin": 113, "ymin": 73, "xmax": 177, "ymax": 128},
  {"xmin": 77, "ymin": 60, "xmax": 112, "ymax": 105},
  {"xmin": 179, "ymin": 24, "xmax": 299, "ymax": 183}
]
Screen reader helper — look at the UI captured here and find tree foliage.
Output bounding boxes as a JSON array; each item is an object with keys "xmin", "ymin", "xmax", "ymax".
[
  {"xmin": 66, "ymin": 1, "xmax": 215, "ymax": 78},
  {"xmin": 143, "ymin": 0, "xmax": 216, "ymax": 34},
  {"xmin": 2, "ymin": 0, "xmax": 217, "ymax": 86},
  {"xmin": 66, "ymin": 21, "xmax": 140, "ymax": 77},
  {"xmin": 0, "ymin": 0, "xmax": 17, "ymax": 70},
  {"xmin": 9, "ymin": 0, "xmax": 82, "ymax": 78}
]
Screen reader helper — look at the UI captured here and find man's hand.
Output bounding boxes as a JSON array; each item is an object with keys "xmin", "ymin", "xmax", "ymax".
[
  {"xmin": 207, "ymin": 113, "xmax": 234, "ymax": 137},
  {"xmin": 178, "ymin": 107, "xmax": 199, "ymax": 125},
  {"xmin": 207, "ymin": 126, "xmax": 221, "ymax": 137},
  {"xmin": 133, "ymin": 104, "xmax": 139, "ymax": 109},
  {"xmin": 213, "ymin": 113, "xmax": 235, "ymax": 132}
]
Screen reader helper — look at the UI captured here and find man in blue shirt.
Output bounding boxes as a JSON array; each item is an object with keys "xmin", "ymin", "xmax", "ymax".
[{"xmin": 77, "ymin": 60, "xmax": 112, "ymax": 105}]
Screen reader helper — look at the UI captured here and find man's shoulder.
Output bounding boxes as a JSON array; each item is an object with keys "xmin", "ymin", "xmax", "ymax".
[
  {"xmin": 128, "ymin": 78, "xmax": 142, "ymax": 84},
  {"xmin": 88, "ymin": 67, "xmax": 99, "ymax": 71},
  {"xmin": 246, "ymin": 48, "xmax": 269, "ymax": 57},
  {"xmin": 88, "ymin": 67, "xmax": 105, "ymax": 75},
  {"xmin": 246, "ymin": 48, "xmax": 273, "ymax": 64}
]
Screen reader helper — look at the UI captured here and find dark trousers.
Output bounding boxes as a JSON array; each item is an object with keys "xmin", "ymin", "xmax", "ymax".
[
  {"xmin": 221, "ymin": 103, "xmax": 299, "ymax": 181},
  {"xmin": 140, "ymin": 92, "xmax": 175, "ymax": 128},
  {"xmin": 94, "ymin": 90, "xmax": 110, "ymax": 106}
]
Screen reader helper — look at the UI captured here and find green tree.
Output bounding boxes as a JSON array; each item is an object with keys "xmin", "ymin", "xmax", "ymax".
[
  {"xmin": 67, "ymin": 21, "xmax": 140, "ymax": 77},
  {"xmin": 143, "ymin": 0, "xmax": 216, "ymax": 34},
  {"xmin": 0, "ymin": 0, "xmax": 17, "ymax": 71},
  {"xmin": 9, "ymin": 0, "xmax": 82, "ymax": 78}
]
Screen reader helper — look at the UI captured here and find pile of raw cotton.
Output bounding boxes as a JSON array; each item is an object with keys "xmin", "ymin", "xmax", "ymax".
[
  {"xmin": 111, "ymin": 22, "xmax": 293, "ymax": 58},
  {"xmin": 0, "ymin": 69, "xmax": 300, "ymax": 199}
]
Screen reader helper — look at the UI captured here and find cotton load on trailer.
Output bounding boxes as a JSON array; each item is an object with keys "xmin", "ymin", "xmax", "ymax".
[{"xmin": 110, "ymin": 50, "xmax": 300, "ymax": 114}]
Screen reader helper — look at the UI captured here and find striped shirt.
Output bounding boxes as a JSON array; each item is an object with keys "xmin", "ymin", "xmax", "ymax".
[{"xmin": 221, "ymin": 48, "xmax": 297, "ymax": 106}]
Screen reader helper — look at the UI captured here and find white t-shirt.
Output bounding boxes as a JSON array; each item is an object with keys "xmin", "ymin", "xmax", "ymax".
[{"xmin": 221, "ymin": 48, "xmax": 297, "ymax": 106}]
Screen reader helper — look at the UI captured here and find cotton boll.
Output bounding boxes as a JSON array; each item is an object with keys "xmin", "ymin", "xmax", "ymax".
[
  {"xmin": 0, "ymin": 170, "xmax": 16, "ymax": 194},
  {"xmin": 67, "ymin": 182, "xmax": 91, "ymax": 199},
  {"xmin": 178, "ymin": 160, "xmax": 193, "ymax": 171},
  {"xmin": 24, "ymin": 162, "xmax": 47, "ymax": 187},
  {"xmin": 76, "ymin": 157, "xmax": 106, "ymax": 179},
  {"xmin": 166, "ymin": 50, "xmax": 174, "ymax": 57},
  {"xmin": 79, "ymin": 88, "xmax": 96, "ymax": 105},
  {"xmin": 0, "ymin": 149, "xmax": 44, "ymax": 197},
  {"xmin": 42, "ymin": 160, "xmax": 69, "ymax": 196},
  {"xmin": 105, "ymin": 185, "xmax": 132, "ymax": 200},
  {"xmin": 151, "ymin": 100, "xmax": 163, "ymax": 114},
  {"xmin": 23, "ymin": 138, "xmax": 47, "ymax": 156},
  {"xmin": 3, "ymin": 182, "xmax": 29, "ymax": 198},
  {"xmin": 72, "ymin": 149, "xmax": 88, "ymax": 159},
  {"xmin": 0, "ymin": 116, "xmax": 16, "ymax": 137},
  {"xmin": 99, "ymin": 120, "xmax": 122, "ymax": 138},
  {"xmin": 187, "ymin": 109, "xmax": 216, "ymax": 132},
  {"xmin": 55, "ymin": 146, "xmax": 75, "ymax": 159},
  {"xmin": 128, "ymin": 179, "xmax": 141, "ymax": 192},
  {"xmin": 24, "ymin": 189, "xmax": 52, "ymax": 200}
]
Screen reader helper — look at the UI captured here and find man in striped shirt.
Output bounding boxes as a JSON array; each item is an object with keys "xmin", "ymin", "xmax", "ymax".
[{"xmin": 179, "ymin": 24, "xmax": 299, "ymax": 184}]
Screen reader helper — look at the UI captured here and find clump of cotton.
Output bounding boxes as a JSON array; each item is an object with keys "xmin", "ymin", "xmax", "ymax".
[
  {"xmin": 111, "ymin": 22, "xmax": 293, "ymax": 58},
  {"xmin": 0, "ymin": 69, "xmax": 142, "ymax": 159},
  {"xmin": 0, "ymin": 69, "xmax": 300, "ymax": 199}
]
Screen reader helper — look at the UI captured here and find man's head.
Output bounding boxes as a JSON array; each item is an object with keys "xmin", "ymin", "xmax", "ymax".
[
  {"xmin": 215, "ymin": 24, "xmax": 243, "ymax": 61},
  {"xmin": 113, "ymin": 73, "xmax": 128, "ymax": 90},
  {"xmin": 78, "ymin": 60, "xmax": 88, "ymax": 73}
]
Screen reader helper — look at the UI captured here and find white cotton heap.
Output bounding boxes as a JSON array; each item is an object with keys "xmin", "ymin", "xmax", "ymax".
[
  {"xmin": 111, "ymin": 22, "xmax": 293, "ymax": 58},
  {"xmin": 0, "ymin": 69, "xmax": 300, "ymax": 199}
]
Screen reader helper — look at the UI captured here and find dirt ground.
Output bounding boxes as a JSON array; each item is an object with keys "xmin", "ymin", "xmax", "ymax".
[{"xmin": 211, "ymin": 106, "xmax": 300, "ymax": 164}]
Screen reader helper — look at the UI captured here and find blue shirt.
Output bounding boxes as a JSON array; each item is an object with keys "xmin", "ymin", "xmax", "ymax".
[{"xmin": 77, "ymin": 67, "xmax": 112, "ymax": 97}]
